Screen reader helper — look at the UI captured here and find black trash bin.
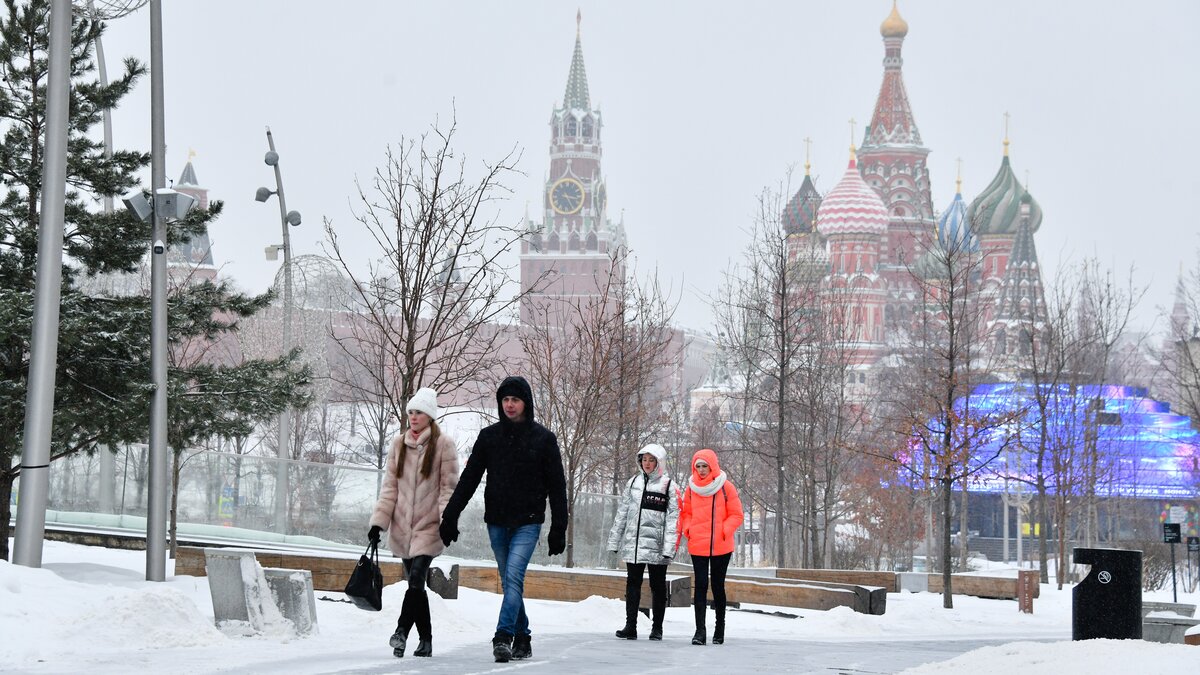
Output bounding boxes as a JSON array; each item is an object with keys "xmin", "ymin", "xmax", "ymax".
[{"xmin": 1072, "ymin": 547, "xmax": 1142, "ymax": 640}]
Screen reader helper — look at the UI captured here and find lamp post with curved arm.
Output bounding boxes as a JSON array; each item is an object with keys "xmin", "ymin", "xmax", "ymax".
[{"xmin": 256, "ymin": 127, "xmax": 301, "ymax": 534}]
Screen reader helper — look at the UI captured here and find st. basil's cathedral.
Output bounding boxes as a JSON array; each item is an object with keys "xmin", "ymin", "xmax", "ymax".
[{"xmin": 780, "ymin": 1, "xmax": 1047, "ymax": 389}]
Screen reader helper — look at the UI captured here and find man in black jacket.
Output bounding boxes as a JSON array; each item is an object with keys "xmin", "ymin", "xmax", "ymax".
[{"xmin": 439, "ymin": 375, "xmax": 568, "ymax": 663}]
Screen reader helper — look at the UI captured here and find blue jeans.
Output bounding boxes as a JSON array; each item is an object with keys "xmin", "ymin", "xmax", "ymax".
[{"xmin": 487, "ymin": 523, "xmax": 541, "ymax": 637}]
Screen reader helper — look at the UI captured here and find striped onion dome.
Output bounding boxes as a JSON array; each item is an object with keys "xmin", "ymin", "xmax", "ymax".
[
  {"xmin": 966, "ymin": 156, "xmax": 1042, "ymax": 236},
  {"xmin": 782, "ymin": 173, "xmax": 822, "ymax": 235},
  {"xmin": 937, "ymin": 191, "xmax": 977, "ymax": 252},
  {"xmin": 815, "ymin": 157, "xmax": 889, "ymax": 237}
]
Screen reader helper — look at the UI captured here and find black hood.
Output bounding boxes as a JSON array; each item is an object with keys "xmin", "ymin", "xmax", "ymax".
[{"xmin": 496, "ymin": 375, "xmax": 535, "ymax": 424}]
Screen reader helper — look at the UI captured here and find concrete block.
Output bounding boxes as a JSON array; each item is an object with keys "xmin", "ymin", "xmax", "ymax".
[
  {"xmin": 263, "ymin": 568, "xmax": 318, "ymax": 636},
  {"xmin": 898, "ymin": 572, "xmax": 928, "ymax": 593},
  {"xmin": 1143, "ymin": 614, "xmax": 1200, "ymax": 644},
  {"xmin": 1141, "ymin": 601, "xmax": 1195, "ymax": 618},
  {"xmin": 202, "ymin": 548, "xmax": 291, "ymax": 637},
  {"xmin": 428, "ymin": 563, "xmax": 458, "ymax": 600}
]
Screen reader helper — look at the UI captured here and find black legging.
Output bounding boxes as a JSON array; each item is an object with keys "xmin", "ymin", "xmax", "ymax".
[
  {"xmin": 625, "ymin": 562, "xmax": 668, "ymax": 606},
  {"xmin": 692, "ymin": 552, "xmax": 731, "ymax": 613},
  {"xmin": 402, "ymin": 555, "xmax": 432, "ymax": 592}
]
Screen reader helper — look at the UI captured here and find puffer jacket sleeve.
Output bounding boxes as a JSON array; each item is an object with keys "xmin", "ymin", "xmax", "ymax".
[
  {"xmin": 663, "ymin": 479, "xmax": 681, "ymax": 558},
  {"xmin": 721, "ymin": 480, "xmax": 745, "ymax": 541},
  {"xmin": 437, "ymin": 435, "xmax": 459, "ymax": 515},
  {"xmin": 678, "ymin": 486, "xmax": 692, "ymax": 549},
  {"xmin": 607, "ymin": 477, "xmax": 633, "ymax": 552},
  {"xmin": 369, "ymin": 439, "xmax": 401, "ymax": 530}
]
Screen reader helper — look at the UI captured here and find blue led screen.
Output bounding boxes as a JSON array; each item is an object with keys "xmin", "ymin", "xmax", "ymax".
[{"xmin": 922, "ymin": 383, "xmax": 1200, "ymax": 500}]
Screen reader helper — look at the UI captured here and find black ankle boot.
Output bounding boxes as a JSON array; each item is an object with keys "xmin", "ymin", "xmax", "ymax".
[
  {"xmin": 691, "ymin": 627, "xmax": 706, "ymax": 645},
  {"xmin": 492, "ymin": 632, "xmax": 513, "ymax": 663},
  {"xmin": 511, "ymin": 634, "xmax": 532, "ymax": 659},
  {"xmin": 713, "ymin": 621, "xmax": 724, "ymax": 644},
  {"xmin": 648, "ymin": 625, "xmax": 663, "ymax": 640},
  {"xmin": 615, "ymin": 623, "xmax": 638, "ymax": 639},
  {"xmin": 412, "ymin": 590, "xmax": 432, "ymax": 656}
]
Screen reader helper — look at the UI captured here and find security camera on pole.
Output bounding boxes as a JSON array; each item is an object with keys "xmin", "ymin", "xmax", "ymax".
[
  {"xmin": 121, "ymin": 185, "xmax": 196, "ymax": 581},
  {"xmin": 256, "ymin": 127, "xmax": 301, "ymax": 535}
]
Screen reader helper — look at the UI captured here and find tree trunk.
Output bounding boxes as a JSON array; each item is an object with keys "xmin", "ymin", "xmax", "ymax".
[
  {"xmin": 941, "ymin": 476, "xmax": 954, "ymax": 609},
  {"xmin": 0, "ymin": 471, "xmax": 13, "ymax": 562},
  {"xmin": 169, "ymin": 451, "xmax": 181, "ymax": 558}
]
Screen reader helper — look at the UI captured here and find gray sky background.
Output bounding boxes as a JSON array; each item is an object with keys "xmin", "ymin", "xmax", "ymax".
[{"xmin": 97, "ymin": 0, "xmax": 1200, "ymax": 335}]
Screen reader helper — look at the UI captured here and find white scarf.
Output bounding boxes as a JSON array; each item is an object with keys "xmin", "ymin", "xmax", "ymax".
[{"xmin": 688, "ymin": 471, "xmax": 726, "ymax": 497}]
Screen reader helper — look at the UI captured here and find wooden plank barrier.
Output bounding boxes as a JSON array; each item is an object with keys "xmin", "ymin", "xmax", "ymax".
[
  {"xmin": 175, "ymin": 546, "xmax": 459, "ymax": 599},
  {"xmin": 776, "ymin": 568, "xmax": 899, "ymax": 593},
  {"xmin": 457, "ymin": 566, "xmax": 691, "ymax": 608},
  {"xmin": 722, "ymin": 577, "xmax": 862, "ymax": 613},
  {"xmin": 725, "ymin": 574, "xmax": 887, "ymax": 615},
  {"xmin": 926, "ymin": 573, "xmax": 1040, "ymax": 600}
]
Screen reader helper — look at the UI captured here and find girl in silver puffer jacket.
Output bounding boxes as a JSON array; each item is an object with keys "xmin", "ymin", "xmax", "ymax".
[{"xmin": 606, "ymin": 443, "xmax": 681, "ymax": 641}]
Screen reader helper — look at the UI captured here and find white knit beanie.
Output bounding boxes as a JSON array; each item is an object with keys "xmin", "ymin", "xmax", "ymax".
[{"xmin": 406, "ymin": 387, "xmax": 439, "ymax": 419}]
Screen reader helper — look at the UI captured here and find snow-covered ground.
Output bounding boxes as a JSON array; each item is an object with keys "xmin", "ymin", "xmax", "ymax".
[{"xmin": 2, "ymin": 540, "xmax": 1196, "ymax": 674}]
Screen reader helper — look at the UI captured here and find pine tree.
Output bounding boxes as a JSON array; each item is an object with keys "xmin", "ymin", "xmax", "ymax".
[{"xmin": 0, "ymin": 0, "xmax": 309, "ymax": 561}]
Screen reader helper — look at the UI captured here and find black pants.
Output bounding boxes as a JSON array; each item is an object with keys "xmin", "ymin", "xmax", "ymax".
[
  {"xmin": 625, "ymin": 562, "xmax": 668, "ymax": 625},
  {"xmin": 692, "ymin": 552, "xmax": 731, "ymax": 626},
  {"xmin": 402, "ymin": 555, "xmax": 432, "ymax": 591}
]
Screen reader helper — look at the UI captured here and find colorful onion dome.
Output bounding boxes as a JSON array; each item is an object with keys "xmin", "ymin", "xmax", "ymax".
[
  {"xmin": 816, "ymin": 155, "xmax": 889, "ymax": 237},
  {"xmin": 881, "ymin": 1, "xmax": 909, "ymax": 38},
  {"xmin": 783, "ymin": 173, "xmax": 822, "ymax": 235},
  {"xmin": 913, "ymin": 249, "xmax": 945, "ymax": 280},
  {"xmin": 966, "ymin": 156, "xmax": 1042, "ymax": 236},
  {"xmin": 936, "ymin": 191, "xmax": 977, "ymax": 253}
]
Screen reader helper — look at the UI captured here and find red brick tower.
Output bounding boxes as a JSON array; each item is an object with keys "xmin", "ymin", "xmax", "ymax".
[
  {"xmin": 858, "ymin": 1, "xmax": 934, "ymax": 286},
  {"xmin": 170, "ymin": 153, "xmax": 217, "ymax": 283},
  {"xmin": 520, "ymin": 12, "xmax": 625, "ymax": 326}
]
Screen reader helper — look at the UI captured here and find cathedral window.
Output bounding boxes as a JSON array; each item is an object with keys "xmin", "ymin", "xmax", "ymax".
[
  {"xmin": 548, "ymin": 232, "xmax": 560, "ymax": 251},
  {"xmin": 569, "ymin": 232, "xmax": 580, "ymax": 251},
  {"xmin": 581, "ymin": 116, "xmax": 594, "ymax": 138},
  {"xmin": 566, "ymin": 118, "xmax": 577, "ymax": 137},
  {"xmin": 531, "ymin": 234, "xmax": 542, "ymax": 252},
  {"xmin": 586, "ymin": 232, "xmax": 598, "ymax": 251}
]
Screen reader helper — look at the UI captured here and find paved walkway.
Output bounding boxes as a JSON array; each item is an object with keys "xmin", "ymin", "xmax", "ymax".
[{"xmin": 256, "ymin": 634, "xmax": 1053, "ymax": 674}]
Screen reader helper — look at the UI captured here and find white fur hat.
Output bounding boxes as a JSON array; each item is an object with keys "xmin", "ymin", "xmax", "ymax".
[{"xmin": 406, "ymin": 387, "xmax": 439, "ymax": 419}]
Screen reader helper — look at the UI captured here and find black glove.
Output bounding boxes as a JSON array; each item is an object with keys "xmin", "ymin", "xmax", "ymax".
[
  {"xmin": 439, "ymin": 517, "xmax": 459, "ymax": 547},
  {"xmin": 548, "ymin": 528, "xmax": 566, "ymax": 556},
  {"xmin": 367, "ymin": 525, "xmax": 382, "ymax": 545}
]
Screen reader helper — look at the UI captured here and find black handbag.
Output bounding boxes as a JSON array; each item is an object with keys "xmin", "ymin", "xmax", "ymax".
[{"xmin": 344, "ymin": 542, "xmax": 384, "ymax": 611}]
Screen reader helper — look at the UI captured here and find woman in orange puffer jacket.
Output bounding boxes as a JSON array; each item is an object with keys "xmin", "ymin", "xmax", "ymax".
[{"xmin": 679, "ymin": 448, "xmax": 744, "ymax": 646}]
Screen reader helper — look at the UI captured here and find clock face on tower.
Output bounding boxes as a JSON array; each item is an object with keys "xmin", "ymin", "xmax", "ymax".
[{"xmin": 550, "ymin": 177, "xmax": 585, "ymax": 215}]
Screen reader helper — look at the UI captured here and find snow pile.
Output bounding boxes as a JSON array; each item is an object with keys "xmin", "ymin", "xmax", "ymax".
[{"xmin": 900, "ymin": 639, "xmax": 1195, "ymax": 674}]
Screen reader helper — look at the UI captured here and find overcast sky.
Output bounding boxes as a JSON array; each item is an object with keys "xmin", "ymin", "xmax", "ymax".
[{"xmin": 96, "ymin": 0, "xmax": 1200, "ymax": 334}]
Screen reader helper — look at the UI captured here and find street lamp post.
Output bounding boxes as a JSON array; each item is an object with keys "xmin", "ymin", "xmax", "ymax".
[{"xmin": 256, "ymin": 127, "xmax": 301, "ymax": 535}]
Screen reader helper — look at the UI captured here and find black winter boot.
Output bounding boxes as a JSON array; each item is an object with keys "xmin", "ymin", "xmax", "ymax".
[
  {"xmin": 713, "ymin": 602, "xmax": 725, "ymax": 644},
  {"xmin": 492, "ymin": 632, "xmax": 513, "ymax": 663},
  {"xmin": 389, "ymin": 589, "xmax": 418, "ymax": 657},
  {"xmin": 616, "ymin": 579, "xmax": 640, "ymax": 639},
  {"xmin": 412, "ymin": 590, "xmax": 432, "ymax": 657},
  {"xmin": 511, "ymin": 634, "xmax": 532, "ymax": 659},
  {"xmin": 691, "ymin": 602, "xmax": 706, "ymax": 645},
  {"xmin": 649, "ymin": 590, "xmax": 666, "ymax": 640}
]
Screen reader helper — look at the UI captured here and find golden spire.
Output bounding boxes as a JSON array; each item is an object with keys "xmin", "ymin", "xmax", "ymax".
[
  {"xmin": 803, "ymin": 137, "xmax": 813, "ymax": 176},
  {"xmin": 881, "ymin": 0, "xmax": 909, "ymax": 38},
  {"xmin": 1003, "ymin": 111, "xmax": 1010, "ymax": 157},
  {"xmin": 576, "ymin": 8, "xmax": 581, "ymax": 37},
  {"xmin": 955, "ymin": 157, "xmax": 963, "ymax": 194},
  {"xmin": 188, "ymin": 147, "xmax": 197, "ymax": 161},
  {"xmin": 849, "ymin": 118, "xmax": 857, "ymax": 162}
]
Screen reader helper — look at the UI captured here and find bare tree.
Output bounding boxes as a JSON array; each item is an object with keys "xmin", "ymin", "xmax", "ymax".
[
  {"xmin": 710, "ymin": 180, "xmax": 853, "ymax": 569},
  {"xmin": 881, "ymin": 216, "xmax": 1018, "ymax": 608},
  {"xmin": 522, "ymin": 251, "xmax": 679, "ymax": 567},
  {"xmin": 325, "ymin": 115, "xmax": 539, "ymax": 428}
]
